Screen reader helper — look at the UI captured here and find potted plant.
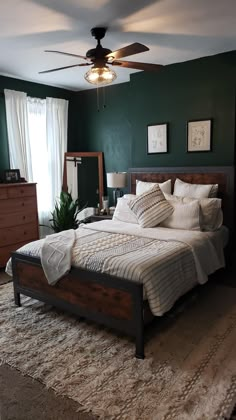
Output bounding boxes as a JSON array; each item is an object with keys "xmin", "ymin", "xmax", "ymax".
[{"xmin": 49, "ymin": 191, "xmax": 81, "ymax": 233}]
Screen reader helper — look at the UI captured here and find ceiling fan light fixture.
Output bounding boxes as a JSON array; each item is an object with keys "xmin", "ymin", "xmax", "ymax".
[{"xmin": 84, "ymin": 66, "xmax": 117, "ymax": 86}]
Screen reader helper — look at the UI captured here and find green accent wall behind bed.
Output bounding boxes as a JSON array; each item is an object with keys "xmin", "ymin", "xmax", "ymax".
[{"xmin": 70, "ymin": 50, "xmax": 236, "ymax": 172}]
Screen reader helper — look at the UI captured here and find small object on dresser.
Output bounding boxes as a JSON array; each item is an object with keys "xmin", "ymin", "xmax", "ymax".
[{"xmin": 3, "ymin": 169, "xmax": 21, "ymax": 183}]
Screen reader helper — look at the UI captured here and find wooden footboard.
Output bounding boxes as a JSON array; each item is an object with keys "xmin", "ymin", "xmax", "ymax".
[{"xmin": 12, "ymin": 252, "xmax": 145, "ymax": 359}]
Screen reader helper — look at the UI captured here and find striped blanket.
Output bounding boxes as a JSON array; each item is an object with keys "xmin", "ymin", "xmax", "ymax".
[{"xmin": 6, "ymin": 221, "xmax": 226, "ymax": 316}]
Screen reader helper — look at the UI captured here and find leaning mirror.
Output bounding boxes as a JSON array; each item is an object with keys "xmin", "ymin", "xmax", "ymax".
[{"xmin": 62, "ymin": 152, "xmax": 104, "ymax": 209}]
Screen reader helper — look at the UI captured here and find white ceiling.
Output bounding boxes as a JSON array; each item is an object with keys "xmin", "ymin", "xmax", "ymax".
[{"xmin": 0, "ymin": 0, "xmax": 235, "ymax": 91}]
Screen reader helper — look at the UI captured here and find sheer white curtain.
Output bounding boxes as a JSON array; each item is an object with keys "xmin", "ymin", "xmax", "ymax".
[
  {"xmin": 4, "ymin": 89, "xmax": 33, "ymax": 181},
  {"xmin": 4, "ymin": 89, "xmax": 69, "ymax": 237},
  {"xmin": 27, "ymin": 97, "xmax": 51, "ymax": 235},
  {"xmin": 46, "ymin": 97, "xmax": 68, "ymax": 212}
]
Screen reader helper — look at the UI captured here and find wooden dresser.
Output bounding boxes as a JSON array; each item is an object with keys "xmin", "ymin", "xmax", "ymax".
[{"xmin": 0, "ymin": 183, "xmax": 39, "ymax": 267}]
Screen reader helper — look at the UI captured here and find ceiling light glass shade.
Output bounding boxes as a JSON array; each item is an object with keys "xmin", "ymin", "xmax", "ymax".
[{"xmin": 84, "ymin": 66, "xmax": 117, "ymax": 86}]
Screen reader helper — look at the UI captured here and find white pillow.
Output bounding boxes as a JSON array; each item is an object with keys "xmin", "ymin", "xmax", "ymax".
[
  {"xmin": 164, "ymin": 193, "xmax": 223, "ymax": 231},
  {"xmin": 198, "ymin": 198, "xmax": 223, "ymax": 231},
  {"xmin": 160, "ymin": 200, "xmax": 200, "ymax": 230},
  {"xmin": 128, "ymin": 184, "xmax": 173, "ymax": 228},
  {"xmin": 173, "ymin": 178, "xmax": 218, "ymax": 198},
  {"xmin": 112, "ymin": 196, "xmax": 138, "ymax": 224},
  {"xmin": 136, "ymin": 179, "xmax": 171, "ymax": 195},
  {"xmin": 123, "ymin": 194, "xmax": 137, "ymax": 199}
]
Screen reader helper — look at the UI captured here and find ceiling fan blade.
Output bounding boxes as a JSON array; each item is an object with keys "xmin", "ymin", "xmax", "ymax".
[
  {"xmin": 39, "ymin": 63, "xmax": 91, "ymax": 74},
  {"xmin": 106, "ymin": 43, "xmax": 149, "ymax": 60},
  {"xmin": 45, "ymin": 50, "xmax": 89, "ymax": 61},
  {"xmin": 112, "ymin": 60, "xmax": 163, "ymax": 71}
]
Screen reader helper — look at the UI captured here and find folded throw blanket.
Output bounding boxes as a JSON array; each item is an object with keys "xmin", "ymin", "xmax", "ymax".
[{"xmin": 41, "ymin": 229, "xmax": 76, "ymax": 285}]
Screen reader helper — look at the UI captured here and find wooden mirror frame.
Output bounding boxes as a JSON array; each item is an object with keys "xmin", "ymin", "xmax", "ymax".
[{"xmin": 62, "ymin": 152, "xmax": 104, "ymax": 208}]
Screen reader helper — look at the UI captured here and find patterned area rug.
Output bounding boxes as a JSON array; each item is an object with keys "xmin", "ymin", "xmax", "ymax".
[
  {"xmin": 0, "ymin": 270, "xmax": 12, "ymax": 285},
  {"xmin": 1, "ymin": 282, "xmax": 236, "ymax": 420}
]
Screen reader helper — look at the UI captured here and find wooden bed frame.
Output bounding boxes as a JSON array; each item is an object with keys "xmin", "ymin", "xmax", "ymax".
[{"xmin": 11, "ymin": 166, "xmax": 234, "ymax": 359}]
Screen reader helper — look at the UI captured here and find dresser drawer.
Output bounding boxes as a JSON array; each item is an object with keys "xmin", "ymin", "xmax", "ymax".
[
  {"xmin": 7, "ymin": 184, "xmax": 36, "ymax": 198},
  {"xmin": 0, "ymin": 188, "xmax": 8, "ymax": 200},
  {"xmin": 0, "ymin": 197, "xmax": 37, "ymax": 215},
  {"xmin": 0, "ymin": 210, "xmax": 38, "ymax": 228},
  {"xmin": 0, "ymin": 240, "xmax": 35, "ymax": 268},
  {"xmin": 0, "ymin": 223, "xmax": 38, "ymax": 247}
]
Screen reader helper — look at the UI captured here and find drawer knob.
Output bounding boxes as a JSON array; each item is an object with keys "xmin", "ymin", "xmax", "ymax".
[{"xmin": 23, "ymin": 216, "xmax": 26, "ymax": 220}]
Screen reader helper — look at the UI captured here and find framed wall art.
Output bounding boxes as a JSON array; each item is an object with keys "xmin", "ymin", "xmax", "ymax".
[
  {"xmin": 4, "ymin": 169, "xmax": 21, "ymax": 183},
  {"xmin": 147, "ymin": 123, "xmax": 168, "ymax": 154},
  {"xmin": 187, "ymin": 119, "xmax": 212, "ymax": 152}
]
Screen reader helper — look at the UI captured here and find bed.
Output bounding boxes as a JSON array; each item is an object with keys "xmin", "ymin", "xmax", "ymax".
[{"xmin": 7, "ymin": 166, "xmax": 234, "ymax": 358}]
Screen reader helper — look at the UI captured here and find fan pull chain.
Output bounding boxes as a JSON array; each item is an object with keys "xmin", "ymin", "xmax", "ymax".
[
  {"xmin": 96, "ymin": 87, "xmax": 107, "ymax": 112},
  {"xmin": 103, "ymin": 87, "xmax": 106, "ymax": 109},
  {"xmin": 97, "ymin": 86, "xmax": 100, "ymax": 112}
]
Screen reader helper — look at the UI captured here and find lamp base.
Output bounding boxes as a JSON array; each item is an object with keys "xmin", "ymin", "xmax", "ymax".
[{"xmin": 113, "ymin": 188, "xmax": 122, "ymax": 206}]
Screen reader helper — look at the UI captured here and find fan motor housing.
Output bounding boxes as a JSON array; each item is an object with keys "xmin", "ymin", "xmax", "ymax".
[{"xmin": 86, "ymin": 47, "xmax": 112, "ymax": 60}]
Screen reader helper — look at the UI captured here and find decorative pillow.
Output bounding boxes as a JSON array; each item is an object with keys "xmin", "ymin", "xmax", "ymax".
[
  {"xmin": 123, "ymin": 194, "xmax": 137, "ymax": 199},
  {"xmin": 136, "ymin": 179, "xmax": 171, "ymax": 195},
  {"xmin": 112, "ymin": 196, "xmax": 138, "ymax": 224},
  {"xmin": 164, "ymin": 193, "xmax": 223, "ymax": 231},
  {"xmin": 173, "ymin": 178, "xmax": 218, "ymax": 198},
  {"xmin": 198, "ymin": 197, "xmax": 223, "ymax": 231},
  {"xmin": 160, "ymin": 200, "xmax": 201, "ymax": 230},
  {"xmin": 128, "ymin": 184, "xmax": 173, "ymax": 228}
]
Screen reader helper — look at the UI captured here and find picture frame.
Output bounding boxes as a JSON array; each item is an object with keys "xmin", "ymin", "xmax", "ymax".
[
  {"xmin": 187, "ymin": 119, "xmax": 212, "ymax": 152},
  {"xmin": 147, "ymin": 123, "xmax": 168, "ymax": 154},
  {"xmin": 4, "ymin": 169, "xmax": 21, "ymax": 183}
]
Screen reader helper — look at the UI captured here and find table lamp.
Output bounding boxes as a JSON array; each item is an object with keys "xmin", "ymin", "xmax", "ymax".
[{"xmin": 106, "ymin": 172, "xmax": 127, "ymax": 206}]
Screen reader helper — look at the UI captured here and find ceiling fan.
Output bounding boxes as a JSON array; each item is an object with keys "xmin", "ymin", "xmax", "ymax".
[{"xmin": 39, "ymin": 27, "xmax": 163, "ymax": 86}]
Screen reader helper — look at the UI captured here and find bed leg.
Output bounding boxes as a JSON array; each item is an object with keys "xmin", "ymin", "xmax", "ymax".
[
  {"xmin": 14, "ymin": 290, "xmax": 21, "ymax": 307},
  {"xmin": 135, "ymin": 336, "xmax": 144, "ymax": 359},
  {"xmin": 135, "ymin": 286, "xmax": 145, "ymax": 359}
]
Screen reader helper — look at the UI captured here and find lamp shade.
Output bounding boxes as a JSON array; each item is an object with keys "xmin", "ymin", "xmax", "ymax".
[{"xmin": 107, "ymin": 172, "xmax": 127, "ymax": 189}]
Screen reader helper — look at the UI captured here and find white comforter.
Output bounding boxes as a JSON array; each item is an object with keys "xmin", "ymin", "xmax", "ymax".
[
  {"xmin": 6, "ymin": 221, "xmax": 227, "ymax": 316},
  {"xmin": 84, "ymin": 221, "xmax": 227, "ymax": 284}
]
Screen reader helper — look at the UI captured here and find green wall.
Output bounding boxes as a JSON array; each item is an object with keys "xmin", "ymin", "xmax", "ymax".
[
  {"xmin": 69, "ymin": 82, "xmax": 132, "ymax": 174},
  {"xmin": 71, "ymin": 50, "xmax": 236, "ymax": 172},
  {"xmin": 0, "ymin": 75, "xmax": 74, "ymax": 172}
]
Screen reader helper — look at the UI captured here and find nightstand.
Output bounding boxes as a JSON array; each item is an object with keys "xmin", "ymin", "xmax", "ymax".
[{"xmin": 89, "ymin": 214, "xmax": 113, "ymax": 222}]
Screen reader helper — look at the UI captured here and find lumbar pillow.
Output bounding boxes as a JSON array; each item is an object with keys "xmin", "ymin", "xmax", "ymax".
[
  {"xmin": 164, "ymin": 193, "xmax": 223, "ymax": 231},
  {"xmin": 136, "ymin": 179, "xmax": 171, "ymax": 195},
  {"xmin": 160, "ymin": 199, "xmax": 201, "ymax": 230},
  {"xmin": 173, "ymin": 178, "xmax": 218, "ymax": 198},
  {"xmin": 128, "ymin": 184, "xmax": 173, "ymax": 228},
  {"xmin": 112, "ymin": 196, "xmax": 138, "ymax": 224}
]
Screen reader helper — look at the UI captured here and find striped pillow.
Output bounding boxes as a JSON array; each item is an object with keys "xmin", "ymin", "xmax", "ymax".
[{"xmin": 128, "ymin": 184, "xmax": 173, "ymax": 228}]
